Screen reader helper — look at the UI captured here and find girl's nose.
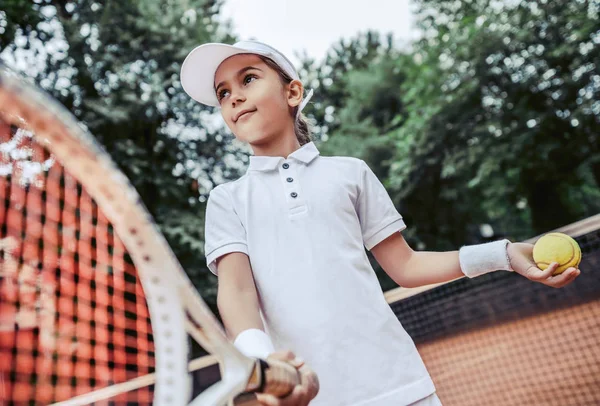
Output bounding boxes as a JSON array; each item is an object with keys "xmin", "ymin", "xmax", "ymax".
[{"xmin": 230, "ymin": 89, "xmax": 246, "ymax": 107}]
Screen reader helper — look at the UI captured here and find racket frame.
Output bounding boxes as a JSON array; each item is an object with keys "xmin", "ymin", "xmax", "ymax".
[{"xmin": 0, "ymin": 66, "xmax": 259, "ymax": 405}]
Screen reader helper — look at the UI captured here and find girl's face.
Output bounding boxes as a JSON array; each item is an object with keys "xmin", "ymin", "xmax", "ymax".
[{"xmin": 214, "ymin": 54, "xmax": 298, "ymax": 147}]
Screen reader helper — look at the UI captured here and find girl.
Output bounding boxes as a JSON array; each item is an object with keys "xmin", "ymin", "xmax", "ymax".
[{"xmin": 180, "ymin": 40, "xmax": 580, "ymax": 406}]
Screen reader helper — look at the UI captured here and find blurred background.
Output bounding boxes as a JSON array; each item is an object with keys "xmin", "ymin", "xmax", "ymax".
[{"xmin": 1, "ymin": 0, "xmax": 598, "ymax": 311}]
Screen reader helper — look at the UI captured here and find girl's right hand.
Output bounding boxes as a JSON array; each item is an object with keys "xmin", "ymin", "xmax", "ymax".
[{"xmin": 256, "ymin": 350, "xmax": 320, "ymax": 406}]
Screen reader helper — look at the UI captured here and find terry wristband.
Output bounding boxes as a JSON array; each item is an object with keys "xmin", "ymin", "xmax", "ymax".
[
  {"xmin": 459, "ymin": 239, "xmax": 513, "ymax": 278},
  {"xmin": 233, "ymin": 329, "xmax": 275, "ymax": 359}
]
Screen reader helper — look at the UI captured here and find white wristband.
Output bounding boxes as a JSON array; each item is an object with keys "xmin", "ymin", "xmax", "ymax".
[
  {"xmin": 459, "ymin": 239, "xmax": 512, "ymax": 278},
  {"xmin": 233, "ymin": 329, "xmax": 275, "ymax": 359}
]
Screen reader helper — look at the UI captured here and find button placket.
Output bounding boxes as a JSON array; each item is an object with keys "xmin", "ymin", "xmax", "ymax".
[{"xmin": 279, "ymin": 161, "xmax": 306, "ymax": 214}]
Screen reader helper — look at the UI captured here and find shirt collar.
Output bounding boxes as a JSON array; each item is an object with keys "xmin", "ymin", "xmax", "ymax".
[{"xmin": 248, "ymin": 142, "xmax": 320, "ymax": 172}]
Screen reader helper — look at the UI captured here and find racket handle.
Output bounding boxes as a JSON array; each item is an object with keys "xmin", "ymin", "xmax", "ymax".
[{"xmin": 245, "ymin": 358, "xmax": 301, "ymax": 398}]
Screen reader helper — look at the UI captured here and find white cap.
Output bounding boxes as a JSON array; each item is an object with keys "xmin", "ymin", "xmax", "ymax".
[{"xmin": 180, "ymin": 40, "xmax": 313, "ymax": 114}]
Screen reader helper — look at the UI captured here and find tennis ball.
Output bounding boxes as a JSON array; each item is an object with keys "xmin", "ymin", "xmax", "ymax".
[{"xmin": 532, "ymin": 232, "xmax": 581, "ymax": 275}]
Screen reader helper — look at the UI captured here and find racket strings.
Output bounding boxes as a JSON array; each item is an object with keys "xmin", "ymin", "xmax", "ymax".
[{"xmin": 1, "ymin": 116, "xmax": 156, "ymax": 404}]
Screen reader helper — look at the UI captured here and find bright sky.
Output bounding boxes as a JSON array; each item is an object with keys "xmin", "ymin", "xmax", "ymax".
[{"xmin": 220, "ymin": 0, "xmax": 420, "ymax": 65}]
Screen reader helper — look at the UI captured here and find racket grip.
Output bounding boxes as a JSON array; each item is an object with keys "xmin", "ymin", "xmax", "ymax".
[{"xmin": 245, "ymin": 358, "xmax": 300, "ymax": 398}]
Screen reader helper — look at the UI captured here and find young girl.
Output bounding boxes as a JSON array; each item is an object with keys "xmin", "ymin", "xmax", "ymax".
[{"xmin": 180, "ymin": 40, "xmax": 580, "ymax": 406}]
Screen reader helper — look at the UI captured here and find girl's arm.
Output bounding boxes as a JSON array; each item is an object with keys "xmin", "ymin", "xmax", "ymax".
[
  {"xmin": 217, "ymin": 252, "xmax": 320, "ymax": 405},
  {"xmin": 371, "ymin": 232, "xmax": 463, "ymax": 288},
  {"xmin": 371, "ymin": 232, "xmax": 580, "ymax": 289},
  {"xmin": 216, "ymin": 252, "xmax": 266, "ymax": 340}
]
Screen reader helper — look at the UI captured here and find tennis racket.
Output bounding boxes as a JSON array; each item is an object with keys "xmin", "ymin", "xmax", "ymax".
[{"xmin": 0, "ymin": 65, "xmax": 299, "ymax": 405}]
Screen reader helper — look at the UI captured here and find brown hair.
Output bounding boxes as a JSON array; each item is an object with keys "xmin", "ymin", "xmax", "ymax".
[{"xmin": 259, "ymin": 56, "xmax": 312, "ymax": 146}]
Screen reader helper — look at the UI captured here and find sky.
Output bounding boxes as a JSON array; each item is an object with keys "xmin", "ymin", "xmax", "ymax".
[{"xmin": 220, "ymin": 0, "xmax": 420, "ymax": 65}]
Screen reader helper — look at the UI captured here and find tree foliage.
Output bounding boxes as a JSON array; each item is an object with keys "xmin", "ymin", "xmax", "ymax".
[
  {"xmin": 394, "ymin": 0, "xmax": 599, "ymax": 245},
  {"xmin": 307, "ymin": 0, "xmax": 599, "ymax": 251}
]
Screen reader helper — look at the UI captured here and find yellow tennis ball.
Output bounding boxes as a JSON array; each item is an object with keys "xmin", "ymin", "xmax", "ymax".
[{"xmin": 532, "ymin": 232, "xmax": 581, "ymax": 275}]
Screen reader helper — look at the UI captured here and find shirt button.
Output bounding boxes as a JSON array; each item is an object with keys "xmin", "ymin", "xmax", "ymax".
[
  {"xmin": 282, "ymin": 163, "xmax": 290, "ymax": 169},
  {"xmin": 286, "ymin": 177, "xmax": 293, "ymax": 183},
  {"xmin": 290, "ymin": 192, "xmax": 298, "ymax": 198}
]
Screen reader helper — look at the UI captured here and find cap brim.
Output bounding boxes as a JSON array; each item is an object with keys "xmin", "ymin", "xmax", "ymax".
[{"xmin": 180, "ymin": 43, "xmax": 251, "ymax": 107}]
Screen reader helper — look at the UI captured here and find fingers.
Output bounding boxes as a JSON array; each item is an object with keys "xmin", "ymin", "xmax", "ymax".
[
  {"xmin": 257, "ymin": 353, "xmax": 318, "ymax": 406},
  {"xmin": 526, "ymin": 261, "xmax": 581, "ymax": 287},
  {"xmin": 543, "ymin": 267, "xmax": 581, "ymax": 288},
  {"xmin": 279, "ymin": 364, "xmax": 319, "ymax": 406},
  {"xmin": 255, "ymin": 380, "xmax": 312, "ymax": 406},
  {"xmin": 256, "ymin": 393, "xmax": 279, "ymax": 406},
  {"xmin": 290, "ymin": 357, "xmax": 305, "ymax": 369},
  {"xmin": 281, "ymin": 383, "xmax": 312, "ymax": 406},
  {"xmin": 267, "ymin": 350, "xmax": 297, "ymax": 364},
  {"xmin": 527, "ymin": 262, "xmax": 560, "ymax": 281},
  {"xmin": 299, "ymin": 364, "xmax": 320, "ymax": 400}
]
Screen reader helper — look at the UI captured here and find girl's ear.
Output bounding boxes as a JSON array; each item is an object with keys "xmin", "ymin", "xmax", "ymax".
[{"xmin": 287, "ymin": 79, "xmax": 304, "ymax": 109}]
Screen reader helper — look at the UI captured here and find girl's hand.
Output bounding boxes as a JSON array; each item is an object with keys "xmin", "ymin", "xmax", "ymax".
[
  {"xmin": 256, "ymin": 350, "xmax": 319, "ymax": 406},
  {"xmin": 507, "ymin": 242, "xmax": 581, "ymax": 288}
]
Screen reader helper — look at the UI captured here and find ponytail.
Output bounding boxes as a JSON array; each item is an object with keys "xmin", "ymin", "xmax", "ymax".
[{"xmin": 294, "ymin": 112, "xmax": 312, "ymax": 146}]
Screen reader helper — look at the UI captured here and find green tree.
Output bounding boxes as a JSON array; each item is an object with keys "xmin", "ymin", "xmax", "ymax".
[
  {"xmin": 301, "ymin": 31, "xmax": 407, "ymax": 177},
  {"xmin": 389, "ymin": 0, "xmax": 600, "ymax": 248},
  {"xmin": 0, "ymin": 1, "xmax": 43, "ymax": 49}
]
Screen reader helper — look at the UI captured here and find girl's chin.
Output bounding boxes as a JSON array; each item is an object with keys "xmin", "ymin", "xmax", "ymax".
[{"xmin": 238, "ymin": 132, "xmax": 273, "ymax": 145}]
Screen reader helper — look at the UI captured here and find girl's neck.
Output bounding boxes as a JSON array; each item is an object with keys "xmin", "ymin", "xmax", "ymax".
[{"xmin": 250, "ymin": 129, "xmax": 302, "ymax": 158}]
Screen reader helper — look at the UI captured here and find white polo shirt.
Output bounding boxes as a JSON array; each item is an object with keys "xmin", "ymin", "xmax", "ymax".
[{"xmin": 204, "ymin": 142, "xmax": 435, "ymax": 406}]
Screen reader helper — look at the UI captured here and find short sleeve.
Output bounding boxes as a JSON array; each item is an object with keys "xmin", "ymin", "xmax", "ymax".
[
  {"xmin": 356, "ymin": 160, "xmax": 406, "ymax": 250},
  {"xmin": 204, "ymin": 186, "xmax": 249, "ymax": 275}
]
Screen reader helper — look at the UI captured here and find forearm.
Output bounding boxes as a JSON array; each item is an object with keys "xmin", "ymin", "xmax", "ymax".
[
  {"xmin": 392, "ymin": 250, "xmax": 464, "ymax": 288},
  {"xmin": 215, "ymin": 252, "xmax": 265, "ymax": 340},
  {"xmin": 218, "ymin": 285, "xmax": 264, "ymax": 340},
  {"xmin": 215, "ymin": 252, "xmax": 276, "ymax": 359},
  {"xmin": 217, "ymin": 285, "xmax": 277, "ymax": 359},
  {"xmin": 382, "ymin": 237, "xmax": 512, "ymax": 288}
]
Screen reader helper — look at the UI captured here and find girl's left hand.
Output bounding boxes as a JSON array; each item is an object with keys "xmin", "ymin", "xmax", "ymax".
[{"xmin": 507, "ymin": 242, "xmax": 581, "ymax": 288}]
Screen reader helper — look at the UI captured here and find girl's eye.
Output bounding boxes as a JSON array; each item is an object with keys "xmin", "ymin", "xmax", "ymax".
[
  {"xmin": 216, "ymin": 74, "xmax": 256, "ymax": 102},
  {"xmin": 217, "ymin": 89, "xmax": 230, "ymax": 101}
]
